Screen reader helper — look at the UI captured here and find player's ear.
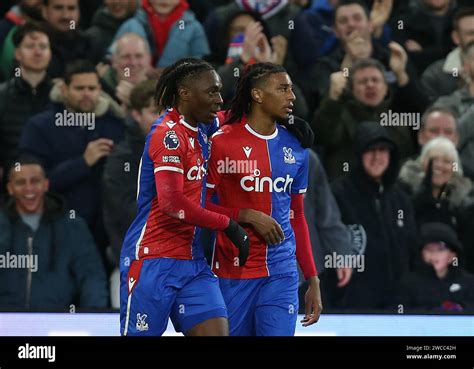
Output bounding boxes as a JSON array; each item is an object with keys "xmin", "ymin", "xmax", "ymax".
[
  {"xmin": 251, "ymin": 88, "xmax": 263, "ymax": 104},
  {"xmin": 178, "ymin": 86, "xmax": 190, "ymax": 102}
]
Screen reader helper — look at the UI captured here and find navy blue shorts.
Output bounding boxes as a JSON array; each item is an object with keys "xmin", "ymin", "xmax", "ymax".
[
  {"xmin": 120, "ymin": 258, "xmax": 227, "ymax": 336},
  {"xmin": 218, "ymin": 271, "xmax": 299, "ymax": 336}
]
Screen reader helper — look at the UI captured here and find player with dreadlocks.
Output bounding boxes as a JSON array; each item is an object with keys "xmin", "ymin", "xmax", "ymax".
[
  {"xmin": 206, "ymin": 62, "xmax": 323, "ymax": 335},
  {"xmin": 120, "ymin": 58, "xmax": 250, "ymax": 336}
]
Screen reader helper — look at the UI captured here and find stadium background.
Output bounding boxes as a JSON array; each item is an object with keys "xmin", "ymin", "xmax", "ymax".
[{"xmin": 0, "ymin": 0, "xmax": 474, "ymax": 335}]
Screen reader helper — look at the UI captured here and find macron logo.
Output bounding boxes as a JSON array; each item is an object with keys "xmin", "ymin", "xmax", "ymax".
[
  {"xmin": 166, "ymin": 121, "xmax": 177, "ymax": 129},
  {"xmin": 189, "ymin": 137, "xmax": 195, "ymax": 149},
  {"xmin": 243, "ymin": 146, "xmax": 252, "ymax": 158}
]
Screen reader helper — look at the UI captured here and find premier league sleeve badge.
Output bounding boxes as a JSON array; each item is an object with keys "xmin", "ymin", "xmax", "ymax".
[{"xmin": 163, "ymin": 130, "xmax": 180, "ymax": 150}]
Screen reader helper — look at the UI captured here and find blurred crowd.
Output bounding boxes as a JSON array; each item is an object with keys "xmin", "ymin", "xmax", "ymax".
[{"xmin": 0, "ymin": 0, "xmax": 474, "ymax": 314}]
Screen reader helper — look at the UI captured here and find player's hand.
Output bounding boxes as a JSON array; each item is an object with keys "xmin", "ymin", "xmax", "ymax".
[
  {"xmin": 280, "ymin": 115, "xmax": 314, "ymax": 148},
  {"xmin": 238, "ymin": 209, "xmax": 285, "ymax": 246},
  {"xmin": 301, "ymin": 276, "xmax": 323, "ymax": 327},
  {"xmin": 224, "ymin": 219, "xmax": 250, "ymax": 266},
  {"xmin": 83, "ymin": 138, "xmax": 114, "ymax": 167}
]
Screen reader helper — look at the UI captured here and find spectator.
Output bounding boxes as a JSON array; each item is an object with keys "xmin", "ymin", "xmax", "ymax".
[
  {"xmin": 0, "ymin": 0, "xmax": 42, "ymax": 49},
  {"xmin": 393, "ymin": 0, "xmax": 457, "ymax": 75},
  {"xmin": 399, "ymin": 136, "xmax": 474, "ymax": 226},
  {"xmin": 19, "ymin": 60, "xmax": 125, "ymax": 260},
  {"xmin": 187, "ymin": 0, "xmax": 218, "ymax": 23},
  {"xmin": 299, "ymin": 149, "xmax": 354, "ymax": 310},
  {"xmin": 416, "ymin": 106, "xmax": 459, "ymax": 149},
  {"xmin": 101, "ymin": 32, "xmax": 152, "ymax": 107},
  {"xmin": 434, "ymin": 40, "xmax": 474, "ymax": 120},
  {"xmin": 0, "ymin": 156, "xmax": 108, "ymax": 311},
  {"xmin": 0, "ymin": 2, "xmax": 17, "ymax": 20},
  {"xmin": 204, "ymin": 0, "xmax": 302, "ymax": 76},
  {"xmin": 215, "ymin": 10, "xmax": 308, "ymax": 118},
  {"xmin": 312, "ymin": 57, "xmax": 428, "ymax": 180},
  {"xmin": 112, "ymin": 0, "xmax": 210, "ymax": 68},
  {"xmin": 78, "ymin": 0, "xmax": 103, "ymax": 29},
  {"xmin": 102, "ymin": 79, "xmax": 160, "ymax": 308},
  {"xmin": 421, "ymin": 7, "xmax": 474, "ymax": 102},
  {"xmin": 103, "ymin": 80, "xmax": 160, "ymax": 268},
  {"xmin": 86, "ymin": 0, "xmax": 139, "ymax": 63},
  {"xmin": 398, "ymin": 136, "xmax": 474, "ymax": 271},
  {"xmin": 0, "ymin": 23, "xmax": 52, "ymax": 181},
  {"xmin": 40, "ymin": 0, "xmax": 93, "ymax": 76},
  {"xmin": 457, "ymin": 108, "xmax": 474, "ymax": 182},
  {"xmin": 395, "ymin": 222, "xmax": 474, "ymax": 313},
  {"xmin": 208, "ymin": 9, "xmax": 270, "ymax": 67},
  {"xmin": 0, "ymin": 1, "xmax": 44, "ymax": 79},
  {"xmin": 330, "ymin": 122, "xmax": 418, "ymax": 310},
  {"xmin": 297, "ymin": 0, "xmax": 421, "ymax": 115},
  {"xmin": 292, "ymin": 0, "xmax": 394, "ymax": 68}
]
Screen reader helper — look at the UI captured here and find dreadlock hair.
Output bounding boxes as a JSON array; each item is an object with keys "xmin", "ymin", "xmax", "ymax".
[
  {"xmin": 154, "ymin": 58, "xmax": 215, "ymax": 109},
  {"xmin": 225, "ymin": 62, "xmax": 287, "ymax": 125}
]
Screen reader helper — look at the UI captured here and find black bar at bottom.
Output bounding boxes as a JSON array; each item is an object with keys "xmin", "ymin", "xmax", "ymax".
[{"xmin": 0, "ymin": 336, "xmax": 472, "ymax": 369}]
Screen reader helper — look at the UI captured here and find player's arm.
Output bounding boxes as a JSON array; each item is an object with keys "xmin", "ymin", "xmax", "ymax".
[
  {"xmin": 204, "ymin": 190, "xmax": 284, "ymax": 245},
  {"xmin": 291, "ymin": 149, "xmax": 322, "ymax": 325},
  {"xmin": 156, "ymin": 169, "xmax": 227, "ymax": 230},
  {"xmin": 155, "ymin": 166, "xmax": 250, "ymax": 265},
  {"xmin": 205, "ymin": 133, "xmax": 284, "ymax": 245},
  {"xmin": 290, "ymin": 193, "xmax": 322, "ymax": 326},
  {"xmin": 150, "ymin": 127, "xmax": 249, "ymax": 264}
]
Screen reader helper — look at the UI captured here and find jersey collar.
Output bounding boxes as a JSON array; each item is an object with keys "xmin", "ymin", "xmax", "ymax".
[
  {"xmin": 179, "ymin": 116, "xmax": 198, "ymax": 132},
  {"xmin": 245, "ymin": 123, "xmax": 278, "ymax": 140}
]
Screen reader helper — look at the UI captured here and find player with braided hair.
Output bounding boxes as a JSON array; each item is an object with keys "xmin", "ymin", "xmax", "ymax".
[
  {"xmin": 206, "ymin": 62, "xmax": 323, "ymax": 336},
  {"xmin": 225, "ymin": 63, "xmax": 315, "ymax": 149},
  {"xmin": 120, "ymin": 58, "xmax": 250, "ymax": 336}
]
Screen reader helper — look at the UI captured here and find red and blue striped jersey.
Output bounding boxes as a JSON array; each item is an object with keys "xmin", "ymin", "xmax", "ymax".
[
  {"xmin": 120, "ymin": 109, "xmax": 217, "ymax": 263},
  {"xmin": 207, "ymin": 121, "xmax": 309, "ymax": 279}
]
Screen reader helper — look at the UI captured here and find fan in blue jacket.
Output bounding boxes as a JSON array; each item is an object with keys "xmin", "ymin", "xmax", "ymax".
[
  {"xmin": 0, "ymin": 156, "xmax": 108, "ymax": 311},
  {"xmin": 19, "ymin": 60, "xmax": 125, "ymax": 256}
]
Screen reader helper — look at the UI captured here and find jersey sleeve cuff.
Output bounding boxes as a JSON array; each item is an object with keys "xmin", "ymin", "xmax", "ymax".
[{"xmin": 154, "ymin": 166, "xmax": 184, "ymax": 174}]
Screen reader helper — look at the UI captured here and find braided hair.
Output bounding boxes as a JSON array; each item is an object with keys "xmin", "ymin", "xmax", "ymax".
[
  {"xmin": 154, "ymin": 58, "xmax": 215, "ymax": 109},
  {"xmin": 225, "ymin": 62, "xmax": 287, "ymax": 124}
]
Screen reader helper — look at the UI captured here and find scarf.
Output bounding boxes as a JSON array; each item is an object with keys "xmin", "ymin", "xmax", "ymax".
[
  {"xmin": 235, "ymin": 0, "xmax": 288, "ymax": 19},
  {"xmin": 142, "ymin": 0, "xmax": 189, "ymax": 59},
  {"xmin": 225, "ymin": 32, "xmax": 245, "ymax": 64}
]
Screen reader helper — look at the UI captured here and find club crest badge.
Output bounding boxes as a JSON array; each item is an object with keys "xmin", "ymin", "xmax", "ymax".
[{"xmin": 283, "ymin": 147, "xmax": 295, "ymax": 164}]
